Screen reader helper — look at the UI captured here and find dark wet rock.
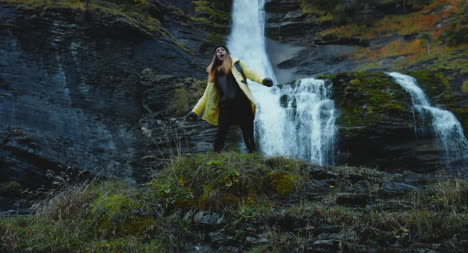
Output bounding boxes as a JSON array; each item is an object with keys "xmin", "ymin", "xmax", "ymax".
[
  {"xmin": 380, "ymin": 180, "xmax": 421, "ymax": 197},
  {"xmin": 216, "ymin": 246, "xmax": 240, "ymax": 253},
  {"xmin": 317, "ymin": 232, "xmax": 359, "ymax": 242},
  {"xmin": 208, "ymin": 230, "xmax": 236, "ymax": 247},
  {"xmin": 264, "ymin": 0, "xmax": 360, "ymax": 83},
  {"xmin": 317, "ymin": 224, "xmax": 341, "ymax": 234},
  {"xmin": 194, "ymin": 211, "xmax": 226, "ymax": 226},
  {"xmin": 0, "ymin": 0, "xmax": 218, "ymax": 210},
  {"xmin": 368, "ymin": 199, "xmax": 414, "ymax": 212},
  {"xmin": 303, "ymin": 179, "xmax": 336, "ymax": 195},
  {"xmin": 184, "ymin": 243, "xmax": 215, "ymax": 253},
  {"xmin": 312, "ymin": 239, "xmax": 340, "ymax": 250},
  {"xmin": 329, "ymin": 72, "xmax": 452, "ymax": 172},
  {"xmin": 336, "ymin": 193, "xmax": 371, "ymax": 207},
  {"xmin": 0, "ymin": 208, "xmax": 34, "ymax": 217},
  {"xmin": 402, "ymin": 172, "xmax": 434, "ymax": 185}
]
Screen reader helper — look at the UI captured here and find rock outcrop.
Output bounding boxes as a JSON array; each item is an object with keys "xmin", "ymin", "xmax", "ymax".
[
  {"xmin": 328, "ymin": 72, "xmax": 442, "ymax": 172},
  {"xmin": 0, "ymin": 0, "xmax": 228, "ymax": 210}
]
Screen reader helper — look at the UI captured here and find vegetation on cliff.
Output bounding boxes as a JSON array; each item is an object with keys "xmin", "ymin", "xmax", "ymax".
[
  {"xmin": 301, "ymin": 0, "xmax": 467, "ymax": 94},
  {"xmin": 0, "ymin": 0, "xmax": 230, "ymax": 53},
  {"xmin": 328, "ymin": 72, "xmax": 413, "ymax": 128},
  {"xmin": 190, "ymin": 0, "xmax": 231, "ymax": 44},
  {"xmin": 2, "ymin": 0, "xmax": 164, "ymax": 36},
  {"xmin": 1, "ymin": 153, "xmax": 467, "ymax": 252},
  {"xmin": 320, "ymin": 71, "xmax": 468, "ymax": 130}
]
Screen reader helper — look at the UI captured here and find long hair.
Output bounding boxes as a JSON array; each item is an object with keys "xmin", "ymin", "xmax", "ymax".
[{"xmin": 206, "ymin": 52, "xmax": 233, "ymax": 83}]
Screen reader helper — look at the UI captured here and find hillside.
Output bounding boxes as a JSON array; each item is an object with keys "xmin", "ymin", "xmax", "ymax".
[{"xmin": 1, "ymin": 153, "xmax": 467, "ymax": 252}]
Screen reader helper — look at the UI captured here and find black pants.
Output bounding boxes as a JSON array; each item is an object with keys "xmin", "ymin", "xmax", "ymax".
[{"xmin": 214, "ymin": 102, "xmax": 256, "ymax": 152}]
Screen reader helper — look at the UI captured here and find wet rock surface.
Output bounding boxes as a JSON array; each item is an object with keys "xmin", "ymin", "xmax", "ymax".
[
  {"xmin": 327, "ymin": 72, "xmax": 462, "ymax": 172},
  {"xmin": 264, "ymin": 0, "xmax": 360, "ymax": 83},
  {"xmin": 0, "ymin": 1, "xmax": 219, "ymax": 210}
]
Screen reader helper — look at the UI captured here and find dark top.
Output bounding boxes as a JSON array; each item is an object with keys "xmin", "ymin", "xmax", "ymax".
[{"xmin": 215, "ymin": 71, "xmax": 249, "ymax": 108}]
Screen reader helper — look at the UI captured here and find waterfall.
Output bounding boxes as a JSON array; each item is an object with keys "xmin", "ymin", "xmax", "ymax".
[
  {"xmin": 227, "ymin": 0, "xmax": 337, "ymax": 165},
  {"xmin": 274, "ymin": 79, "xmax": 337, "ymax": 165},
  {"xmin": 387, "ymin": 72, "xmax": 468, "ymax": 168}
]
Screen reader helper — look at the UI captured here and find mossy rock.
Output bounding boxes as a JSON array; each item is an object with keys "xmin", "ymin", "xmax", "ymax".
[
  {"xmin": 451, "ymin": 106, "xmax": 468, "ymax": 130},
  {"xmin": 192, "ymin": 1, "xmax": 229, "ymax": 23},
  {"xmin": 461, "ymin": 80, "xmax": 468, "ymax": 93},
  {"xmin": 5, "ymin": 0, "xmax": 164, "ymax": 38},
  {"xmin": 221, "ymin": 193, "xmax": 241, "ymax": 207},
  {"xmin": 174, "ymin": 197, "xmax": 196, "ymax": 210},
  {"xmin": 332, "ymin": 72, "xmax": 413, "ymax": 128},
  {"xmin": 316, "ymin": 74, "xmax": 338, "ymax": 79},
  {"xmin": 150, "ymin": 153, "xmax": 308, "ymax": 213},
  {"xmin": 169, "ymin": 78, "xmax": 206, "ymax": 116},
  {"xmin": 88, "ymin": 182, "xmax": 154, "ymax": 237},
  {"xmin": 405, "ymin": 70, "xmax": 449, "ymax": 98},
  {"xmin": 268, "ymin": 172, "xmax": 297, "ymax": 196},
  {"xmin": 405, "ymin": 70, "xmax": 468, "ymax": 129},
  {"xmin": 191, "ymin": 0, "xmax": 230, "ymax": 43}
]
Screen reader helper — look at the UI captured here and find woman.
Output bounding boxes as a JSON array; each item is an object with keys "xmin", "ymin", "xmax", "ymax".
[{"xmin": 186, "ymin": 45, "xmax": 273, "ymax": 152}]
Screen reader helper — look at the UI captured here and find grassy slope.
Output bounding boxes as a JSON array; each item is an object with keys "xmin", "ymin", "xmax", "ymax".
[{"xmin": 1, "ymin": 153, "xmax": 467, "ymax": 252}]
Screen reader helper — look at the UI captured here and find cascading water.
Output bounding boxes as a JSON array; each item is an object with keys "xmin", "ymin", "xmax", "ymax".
[
  {"xmin": 276, "ymin": 79, "xmax": 337, "ymax": 165},
  {"xmin": 227, "ymin": 0, "xmax": 337, "ymax": 165},
  {"xmin": 387, "ymin": 72, "xmax": 468, "ymax": 168}
]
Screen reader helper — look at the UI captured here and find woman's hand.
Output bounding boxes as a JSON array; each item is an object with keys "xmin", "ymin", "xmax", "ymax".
[
  {"xmin": 185, "ymin": 111, "xmax": 198, "ymax": 121},
  {"xmin": 263, "ymin": 78, "xmax": 273, "ymax": 87}
]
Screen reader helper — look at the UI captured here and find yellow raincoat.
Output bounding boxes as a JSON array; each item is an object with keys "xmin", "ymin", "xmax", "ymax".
[{"xmin": 191, "ymin": 57, "xmax": 266, "ymax": 126}]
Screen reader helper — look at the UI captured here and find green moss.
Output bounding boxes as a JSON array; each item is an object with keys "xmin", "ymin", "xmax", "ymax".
[
  {"xmin": 192, "ymin": 1, "xmax": 229, "ymax": 24},
  {"xmin": 88, "ymin": 181, "xmax": 154, "ymax": 237},
  {"xmin": 268, "ymin": 172, "xmax": 297, "ymax": 195},
  {"xmin": 191, "ymin": 16, "xmax": 210, "ymax": 24},
  {"xmin": 4, "ymin": 0, "xmax": 161, "ymax": 33},
  {"xmin": 349, "ymin": 79, "xmax": 361, "ymax": 85},
  {"xmin": 168, "ymin": 78, "xmax": 206, "ymax": 116},
  {"xmin": 316, "ymin": 74, "xmax": 337, "ymax": 79},
  {"xmin": 354, "ymin": 62, "xmax": 383, "ymax": 72},
  {"xmin": 451, "ymin": 106, "xmax": 468, "ymax": 128},
  {"xmin": 169, "ymin": 88, "xmax": 190, "ymax": 115},
  {"xmin": 208, "ymin": 32, "xmax": 225, "ymax": 45},
  {"xmin": 461, "ymin": 80, "xmax": 468, "ymax": 93},
  {"xmin": 333, "ymin": 72, "xmax": 412, "ymax": 127},
  {"xmin": 403, "ymin": 70, "xmax": 467, "ymax": 128},
  {"xmin": 189, "ymin": 1, "xmax": 229, "ymax": 44},
  {"xmin": 221, "ymin": 193, "xmax": 241, "ymax": 207},
  {"xmin": 193, "ymin": 5, "xmax": 228, "ymax": 23},
  {"xmin": 150, "ymin": 152, "xmax": 308, "ymax": 212},
  {"xmin": 406, "ymin": 70, "xmax": 448, "ymax": 97}
]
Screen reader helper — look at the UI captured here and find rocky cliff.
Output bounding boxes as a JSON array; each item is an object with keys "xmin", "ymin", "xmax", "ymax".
[
  {"xmin": 0, "ymin": 0, "xmax": 232, "ymax": 210},
  {"xmin": 263, "ymin": 0, "xmax": 467, "ymax": 171}
]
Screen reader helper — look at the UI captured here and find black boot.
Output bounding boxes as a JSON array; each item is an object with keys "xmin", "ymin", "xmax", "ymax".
[{"xmin": 214, "ymin": 129, "xmax": 228, "ymax": 152}]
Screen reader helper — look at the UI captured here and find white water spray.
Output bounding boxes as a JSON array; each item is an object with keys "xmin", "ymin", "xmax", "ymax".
[
  {"xmin": 275, "ymin": 79, "xmax": 337, "ymax": 165},
  {"xmin": 387, "ymin": 72, "xmax": 468, "ymax": 168},
  {"xmin": 227, "ymin": 0, "xmax": 337, "ymax": 165}
]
